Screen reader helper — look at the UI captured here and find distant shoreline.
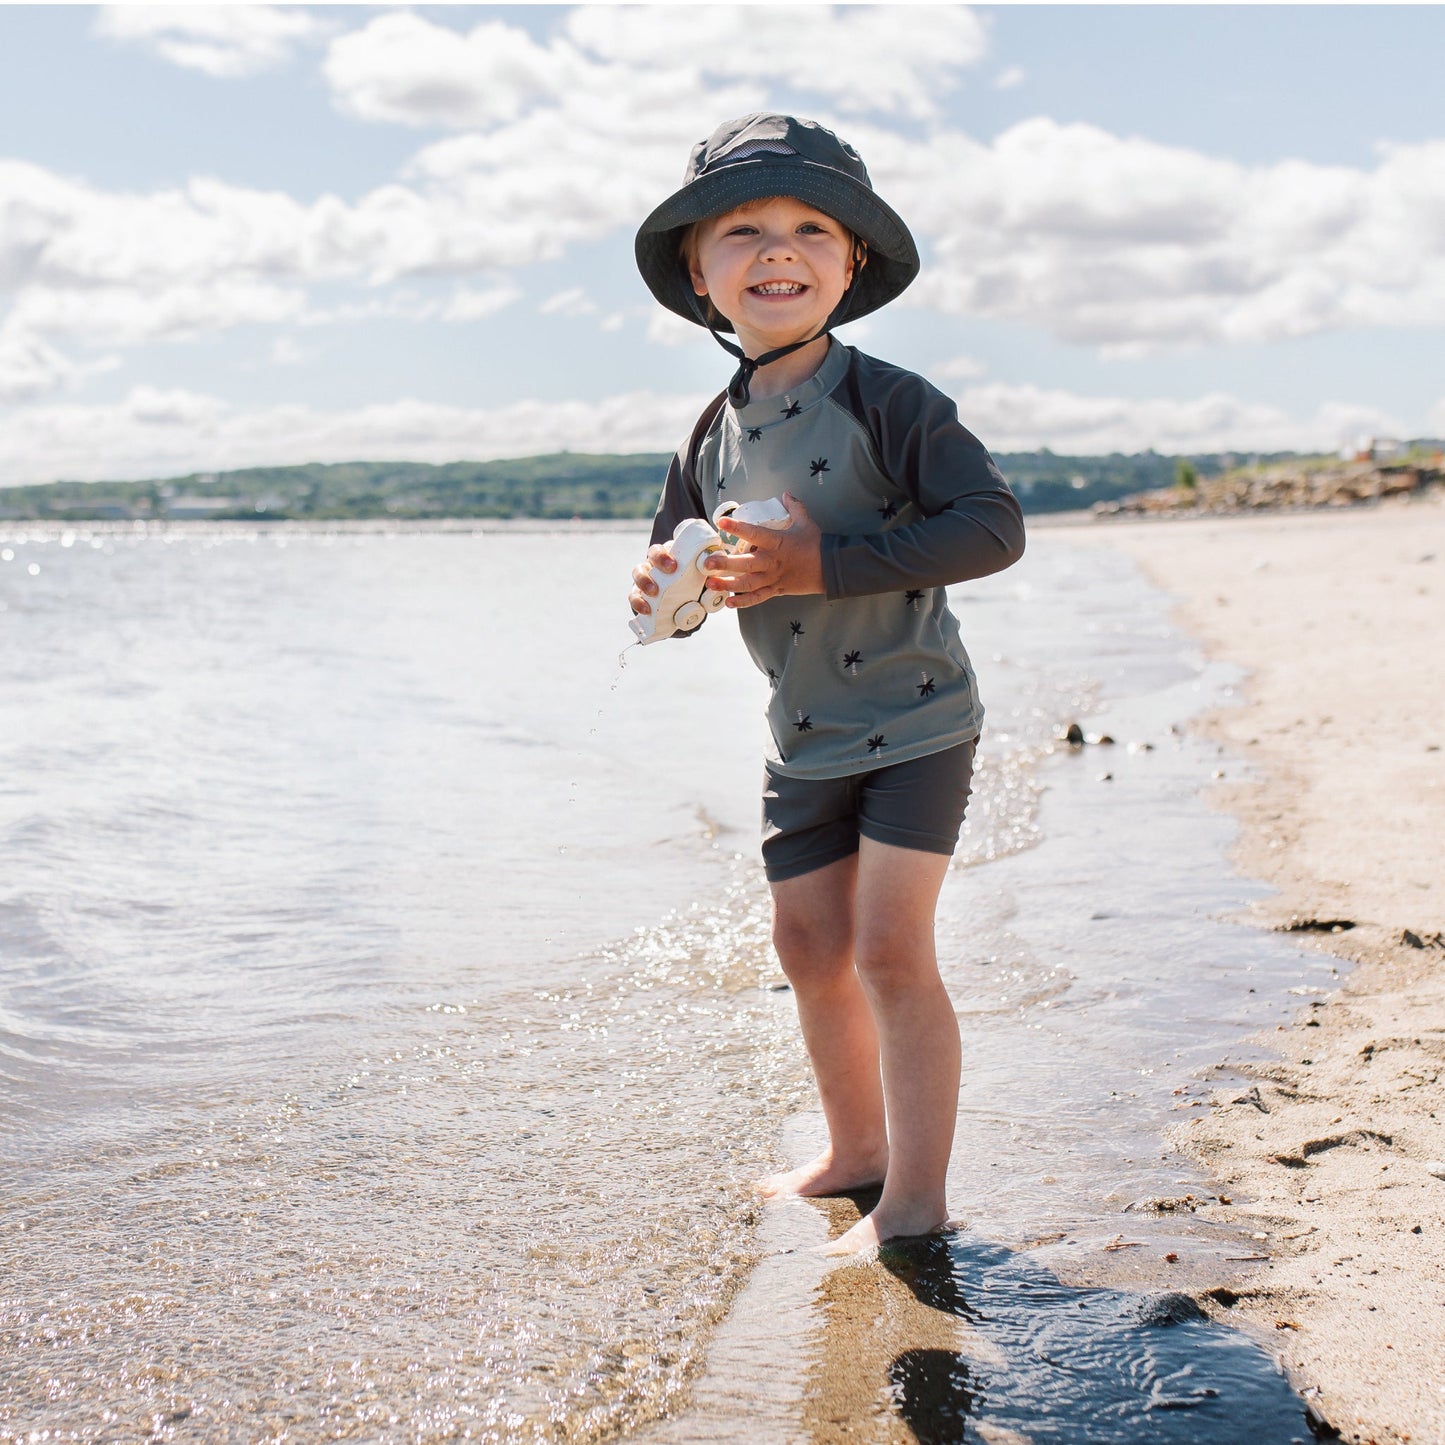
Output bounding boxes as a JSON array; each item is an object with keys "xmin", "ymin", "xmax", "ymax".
[{"xmin": 12, "ymin": 446, "xmax": 1415, "ymax": 526}]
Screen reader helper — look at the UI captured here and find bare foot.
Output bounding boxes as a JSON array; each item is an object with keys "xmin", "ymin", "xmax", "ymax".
[
  {"xmin": 813, "ymin": 1207, "xmax": 960, "ymax": 1257},
  {"xmin": 754, "ymin": 1148, "xmax": 888, "ymax": 1199}
]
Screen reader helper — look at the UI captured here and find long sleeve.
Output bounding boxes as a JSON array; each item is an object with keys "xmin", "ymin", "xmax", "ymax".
[
  {"xmin": 647, "ymin": 448, "xmax": 707, "ymax": 549},
  {"xmin": 822, "ymin": 359, "xmax": 1025, "ymax": 600},
  {"xmin": 647, "ymin": 391, "xmax": 725, "ymax": 549}
]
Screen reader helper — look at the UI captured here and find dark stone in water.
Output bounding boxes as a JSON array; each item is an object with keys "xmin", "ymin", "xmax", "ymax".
[
  {"xmin": 1276, "ymin": 917, "xmax": 1356, "ymax": 934},
  {"xmin": 1135, "ymin": 1292, "xmax": 1209, "ymax": 1327}
]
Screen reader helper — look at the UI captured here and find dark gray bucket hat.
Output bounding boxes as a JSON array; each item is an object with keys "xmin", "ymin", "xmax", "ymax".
[{"xmin": 635, "ymin": 112, "xmax": 920, "ymax": 333}]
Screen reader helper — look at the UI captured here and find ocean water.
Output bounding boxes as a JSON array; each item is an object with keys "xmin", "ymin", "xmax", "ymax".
[{"xmin": 0, "ymin": 521, "xmax": 1330, "ymax": 1442}]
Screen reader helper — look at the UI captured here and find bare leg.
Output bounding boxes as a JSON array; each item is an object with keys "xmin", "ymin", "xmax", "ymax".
[
  {"xmin": 819, "ymin": 838, "xmax": 959, "ymax": 1253},
  {"xmin": 756, "ymin": 852, "xmax": 891, "ymax": 1197}
]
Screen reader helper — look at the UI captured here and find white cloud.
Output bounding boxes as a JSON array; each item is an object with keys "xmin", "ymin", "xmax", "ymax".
[
  {"xmin": 0, "ymin": 327, "xmax": 107, "ymax": 403},
  {"xmin": 600, "ymin": 312, "xmax": 626, "ymax": 333},
  {"xmin": 441, "ymin": 284, "xmax": 524, "ymax": 322},
  {"xmin": 323, "ymin": 12, "xmax": 579, "ymax": 129},
  {"xmin": 298, "ymin": 293, "xmax": 444, "ymax": 327},
  {"xmin": 539, "ymin": 287, "xmax": 596, "ymax": 317},
  {"xmin": 947, "ymin": 380, "xmax": 1407, "ymax": 456},
  {"xmin": 320, "ymin": 8, "xmax": 987, "ymax": 134},
  {"xmin": 0, "ymin": 386, "xmax": 713, "ymax": 486},
  {"xmin": 936, "ymin": 354, "xmax": 987, "ymax": 381},
  {"xmin": 646, "ymin": 310, "xmax": 710, "ymax": 348},
  {"xmin": 994, "ymin": 66, "xmax": 1025, "ymax": 90},
  {"xmin": 884, "ymin": 119, "xmax": 1445, "ymax": 352},
  {"xmin": 92, "ymin": 5, "xmax": 325, "ymax": 78},
  {"xmin": 10, "ymin": 278, "xmax": 307, "ymax": 345},
  {"xmin": 269, "ymin": 336, "xmax": 309, "ymax": 367},
  {"xmin": 565, "ymin": 6, "xmax": 989, "ymax": 121},
  {"xmin": 0, "ymin": 152, "xmax": 544, "ymax": 369}
]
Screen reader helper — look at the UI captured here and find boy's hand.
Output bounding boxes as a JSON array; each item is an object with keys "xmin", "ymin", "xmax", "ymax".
[
  {"xmin": 707, "ymin": 493, "xmax": 823, "ymax": 607},
  {"xmin": 629, "ymin": 541, "xmax": 677, "ymax": 616}
]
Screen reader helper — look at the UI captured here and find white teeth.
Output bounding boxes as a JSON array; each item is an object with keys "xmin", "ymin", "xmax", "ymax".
[{"xmin": 753, "ymin": 282, "xmax": 803, "ymax": 295}]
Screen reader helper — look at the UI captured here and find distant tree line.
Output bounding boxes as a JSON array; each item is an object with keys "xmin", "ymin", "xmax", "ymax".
[{"xmin": 0, "ymin": 449, "xmax": 1309, "ymax": 523}]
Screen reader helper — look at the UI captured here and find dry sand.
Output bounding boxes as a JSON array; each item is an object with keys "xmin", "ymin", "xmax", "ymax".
[{"xmin": 1078, "ymin": 494, "xmax": 1445, "ymax": 1445}]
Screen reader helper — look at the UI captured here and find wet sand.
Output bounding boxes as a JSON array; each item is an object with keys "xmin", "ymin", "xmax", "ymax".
[{"xmin": 1081, "ymin": 495, "xmax": 1445, "ymax": 1445}]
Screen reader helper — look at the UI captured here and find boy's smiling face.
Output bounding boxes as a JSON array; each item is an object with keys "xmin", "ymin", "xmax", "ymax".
[{"xmin": 686, "ymin": 195, "xmax": 857, "ymax": 359}]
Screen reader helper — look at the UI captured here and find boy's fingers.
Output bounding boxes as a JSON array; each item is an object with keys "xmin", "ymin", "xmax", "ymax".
[
  {"xmin": 719, "ymin": 518, "xmax": 780, "ymax": 547},
  {"xmin": 727, "ymin": 584, "xmax": 779, "ymax": 608},
  {"xmin": 706, "ymin": 550, "xmax": 759, "ymax": 572}
]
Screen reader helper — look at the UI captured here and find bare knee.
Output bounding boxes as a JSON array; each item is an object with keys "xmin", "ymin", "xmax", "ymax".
[
  {"xmin": 853, "ymin": 922, "xmax": 938, "ymax": 997},
  {"xmin": 772, "ymin": 909, "xmax": 853, "ymax": 988}
]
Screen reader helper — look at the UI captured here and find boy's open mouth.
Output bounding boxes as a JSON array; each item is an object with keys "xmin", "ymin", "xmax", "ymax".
[{"xmin": 749, "ymin": 282, "xmax": 807, "ymax": 296}]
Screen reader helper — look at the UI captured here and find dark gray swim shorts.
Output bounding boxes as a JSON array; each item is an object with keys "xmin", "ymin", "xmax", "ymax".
[{"xmin": 761, "ymin": 738, "xmax": 977, "ymax": 884}]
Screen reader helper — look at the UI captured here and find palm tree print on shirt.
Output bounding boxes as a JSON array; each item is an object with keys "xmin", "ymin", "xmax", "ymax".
[
  {"xmin": 766, "ymin": 666, "xmax": 779, "ymax": 689},
  {"xmin": 781, "ymin": 399, "xmax": 802, "ymax": 418},
  {"xmin": 842, "ymin": 650, "xmax": 862, "ymax": 676},
  {"xmin": 809, "ymin": 457, "xmax": 830, "ymax": 480},
  {"xmin": 789, "ymin": 620, "xmax": 805, "ymax": 644},
  {"xmin": 877, "ymin": 499, "xmax": 899, "ymax": 520},
  {"xmin": 917, "ymin": 673, "xmax": 936, "ymax": 697},
  {"xmin": 716, "ymin": 475, "xmax": 726, "ymax": 493},
  {"xmin": 794, "ymin": 711, "xmax": 813, "ymax": 732},
  {"xmin": 867, "ymin": 733, "xmax": 887, "ymax": 754},
  {"xmin": 747, "ymin": 427, "xmax": 763, "ymax": 443},
  {"xmin": 905, "ymin": 589, "xmax": 924, "ymax": 610}
]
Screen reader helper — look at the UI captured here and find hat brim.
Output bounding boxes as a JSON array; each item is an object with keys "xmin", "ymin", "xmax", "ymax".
[{"xmin": 634, "ymin": 158, "xmax": 919, "ymax": 333}]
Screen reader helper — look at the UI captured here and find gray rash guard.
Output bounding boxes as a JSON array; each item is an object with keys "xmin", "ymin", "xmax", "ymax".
[{"xmin": 648, "ymin": 339, "xmax": 1026, "ymax": 780}]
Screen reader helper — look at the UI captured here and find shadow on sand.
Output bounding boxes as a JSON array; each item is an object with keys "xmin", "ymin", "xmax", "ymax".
[{"xmin": 800, "ymin": 1188, "xmax": 1329, "ymax": 1445}]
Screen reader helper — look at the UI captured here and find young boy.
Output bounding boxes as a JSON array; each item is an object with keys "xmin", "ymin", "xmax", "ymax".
[{"xmin": 628, "ymin": 114, "xmax": 1026, "ymax": 1254}]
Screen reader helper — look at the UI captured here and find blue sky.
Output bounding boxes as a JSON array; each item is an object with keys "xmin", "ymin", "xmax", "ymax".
[{"xmin": 2, "ymin": 3, "xmax": 1442, "ymax": 484}]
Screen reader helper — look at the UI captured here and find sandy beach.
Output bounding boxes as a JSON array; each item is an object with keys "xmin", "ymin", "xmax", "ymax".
[{"xmin": 1079, "ymin": 494, "xmax": 1445, "ymax": 1445}]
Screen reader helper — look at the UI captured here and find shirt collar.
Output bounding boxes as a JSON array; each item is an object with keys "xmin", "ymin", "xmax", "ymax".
[{"xmin": 730, "ymin": 338, "xmax": 850, "ymax": 430}]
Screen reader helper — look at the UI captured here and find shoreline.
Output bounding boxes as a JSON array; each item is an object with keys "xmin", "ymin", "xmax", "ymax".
[{"xmin": 1075, "ymin": 494, "xmax": 1445, "ymax": 1445}]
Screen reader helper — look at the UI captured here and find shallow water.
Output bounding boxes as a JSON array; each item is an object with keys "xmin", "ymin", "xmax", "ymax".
[{"xmin": 0, "ymin": 521, "xmax": 1325, "ymax": 1442}]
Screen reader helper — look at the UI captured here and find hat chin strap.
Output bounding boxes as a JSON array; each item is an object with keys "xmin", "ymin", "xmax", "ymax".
[
  {"xmin": 693, "ymin": 246, "xmax": 865, "ymax": 408},
  {"xmin": 704, "ymin": 322, "xmax": 824, "ymax": 409}
]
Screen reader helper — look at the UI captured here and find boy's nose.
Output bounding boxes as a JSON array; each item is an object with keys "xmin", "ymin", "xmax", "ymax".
[{"xmin": 760, "ymin": 234, "xmax": 796, "ymax": 261}]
